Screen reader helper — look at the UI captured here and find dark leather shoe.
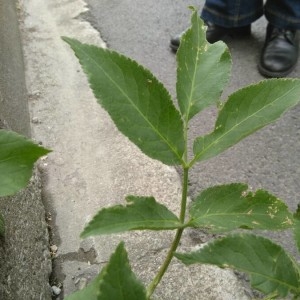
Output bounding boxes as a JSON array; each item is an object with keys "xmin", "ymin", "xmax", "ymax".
[
  {"xmin": 170, "ymin": 22, "xmax": 251, "ymax": 51},
  {"xmin": 258, "ymin": 24, "xmax": 299, "ymax": 77}
]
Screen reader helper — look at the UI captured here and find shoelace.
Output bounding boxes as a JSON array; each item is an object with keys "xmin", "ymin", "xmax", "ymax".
[{"xmin": 270, "ymin": 27, "xmax": 296, "ymax": 44}]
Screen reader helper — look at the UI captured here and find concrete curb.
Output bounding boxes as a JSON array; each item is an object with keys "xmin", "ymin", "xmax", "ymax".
[
  {"xmin": 0, "ymin": 0, "xmax": 30, "ymax": 136},
  {"xmin": 0, "ymin": 0, "xmax": 52, "ymax": 299}
]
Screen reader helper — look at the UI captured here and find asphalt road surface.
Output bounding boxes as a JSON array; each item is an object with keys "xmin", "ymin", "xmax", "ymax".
[{"xmin": 83, "ymin": 0, "xmax": 300, "ymax": 257}]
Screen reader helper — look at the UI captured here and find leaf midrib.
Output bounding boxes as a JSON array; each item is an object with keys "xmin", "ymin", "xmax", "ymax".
[
  {"xmin": 184, "ymin": 25, "xmax": 201, "ymax": 123},
  {"xmin": 87, "ymin": 219, "xmax": 182, "ymax": 228},
  {"xmin": 191, "ymin": 86, "xmax": 297, "ymax": 164},
  {"xmin": 192, "ymin": 211, "xmax": 278, "ymax": 219},
  {"xmin": 73, "ymin": 42, "xmax": 183, "ymax": 163},
  {"xmin": 227, "ymin": 263, "xmax": 299, "ymax": 291}
]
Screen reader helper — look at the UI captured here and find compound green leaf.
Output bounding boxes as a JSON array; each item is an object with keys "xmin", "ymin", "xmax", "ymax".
[
  {"xmin": 193, "ymin": 79, "xmax": 300, "ymax": 164},
  {"xmin": 177, "ymin": 10, "xmax": 231, "ymax": 122},
  {"xmin": 175, "ymin": 234, "xmax": 300, "ymax": 297},
  {"xmin": 187, "ymin": 183, "xmax": 294, "ymax": 233},
  {"xmin": 63, "ymin": 37, "xmax": 184, "ymax": 166},
  {"xmin": 0, "ymin": 129, "xmax": 50, "ymax": 197},
  {"xmin": 81, "ymin": 196, "xmax": 181, "ymax": 238}
]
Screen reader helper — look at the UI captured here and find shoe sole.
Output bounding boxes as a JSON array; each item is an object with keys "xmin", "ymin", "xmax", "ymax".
[{"xmin": 257, "ymin": 62, "xmax": 297, "ymax": 78}]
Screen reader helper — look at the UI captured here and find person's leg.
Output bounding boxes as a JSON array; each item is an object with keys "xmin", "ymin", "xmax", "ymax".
[
  {"xmin": 170, "ymin": 0, "xmax": 262, "ymax": 50},
  {"xmin": 201, "ymin": 0, "xmax": 263, "ymax": 28},
  {"xmin": 258, "ymin": 0, "xmax": 300, "ymax": 77},
  {"xmin": 265, "ymin": 0, "xmax": 300, "ymax": 30}
]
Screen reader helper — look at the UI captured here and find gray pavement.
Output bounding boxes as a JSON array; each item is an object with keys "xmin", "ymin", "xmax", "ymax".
[{"xmin": 19, "ymin": 0, "xmax": 300, "ymax": 299}]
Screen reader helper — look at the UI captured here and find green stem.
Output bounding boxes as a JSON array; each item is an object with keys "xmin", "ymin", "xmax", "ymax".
[
  {"xmin": 179, "ymin": 167, "xmax": 189, "ymax": 223},
  {"xmin": 146, "ymin": 167, "xmax": 189, "ymax": 299}
]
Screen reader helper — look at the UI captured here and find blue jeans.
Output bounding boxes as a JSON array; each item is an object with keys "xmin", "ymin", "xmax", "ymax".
[{"xmin": 201, "ymin": 0, "xmax": 300, "ymax": 30}]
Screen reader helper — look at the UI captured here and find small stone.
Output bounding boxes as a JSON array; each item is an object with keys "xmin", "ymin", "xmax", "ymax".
[
  {"xmin": 32, "ymin": 90, "xmax": 41, "ymax": 96},
  {"xmin": 31, "ymin": 117, "xmax": 40, "ymax": 124},
  {"xmin": 51, "ymin": 285, "xmax": 61, "ymax": 296},
  {"xmin": 46, "ymin": 212, "xmax": 52, "ymax": 221},
  {"xmin": 50, "ymin": 244, "xmax": 58, "ymax": 253}
]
